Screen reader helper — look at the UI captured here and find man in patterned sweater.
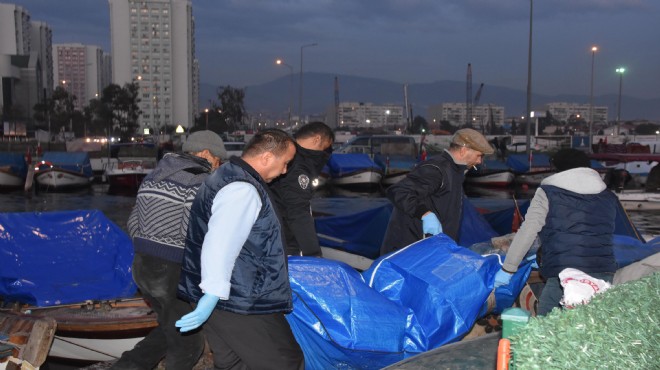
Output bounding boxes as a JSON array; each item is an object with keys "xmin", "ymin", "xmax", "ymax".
[{"xmin": 111, "ymin": 130, "xmax": 226, "ymax": 370}]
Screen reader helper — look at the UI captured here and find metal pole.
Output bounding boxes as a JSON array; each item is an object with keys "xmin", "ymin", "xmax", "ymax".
[
  {"xmin": 588, "ymin": 47, "xmax": 597, "ymax": 153},
  {"xmin": 299, "ymin": 43, "xmax": 317, "ymax": 124},
  {"xmin": 525, "ymin": 0, "xmax": 533, "ymax": 164},
  {"xmin": 616, "ymin": 69, "xmax": 623, "ymax": 136}
]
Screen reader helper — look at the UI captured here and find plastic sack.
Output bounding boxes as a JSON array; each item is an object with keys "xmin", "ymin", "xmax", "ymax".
[{"xmin": 559, "ymin": 268, "xmax": 611, "ymax": 308}]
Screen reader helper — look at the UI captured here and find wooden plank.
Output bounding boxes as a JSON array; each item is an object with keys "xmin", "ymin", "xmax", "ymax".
[{"xmin": 21, "ymin": 317, "xmax": 56, "ymax": 367}]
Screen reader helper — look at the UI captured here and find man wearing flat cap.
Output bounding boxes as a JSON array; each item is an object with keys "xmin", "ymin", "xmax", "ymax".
[
  {"xmin": 112, "ymin": 130, "xmax": 226, "ymax": 370},
  {"xmin": 380, "ymin": 128, "xmax": 493, "ymax": 255}
]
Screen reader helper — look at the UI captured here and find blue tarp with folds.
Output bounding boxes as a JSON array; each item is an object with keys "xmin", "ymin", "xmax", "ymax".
[
  {"xmin": 42, "ymin": 151, "xmax": 93, "ymax": 178},
  {"xmin": 287, "ymin": 235, "xmax": 532, "ymax": 369},
  {"xmin": 327, "ymin": 153, "xmax": 381, "ymax": 176},
  {"xmin": 0, "ymin": 152, "xmax": 28, "ymax": 178},
  {"xmin": 0, "ymin": 210, "xmax": 136, "ymax": 306},
  {"xmin": 506, "ymin": 153, "xmax": 551, "ymax": 173}
]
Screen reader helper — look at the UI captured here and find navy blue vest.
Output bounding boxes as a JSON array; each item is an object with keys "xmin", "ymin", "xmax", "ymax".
[
  {"xmin": 178, "ymin": 158, "xmax": 293, "ymax": 314},
  {"xmin": 538, "ymin": 185, "xmax": 617, "ymax": 278}
]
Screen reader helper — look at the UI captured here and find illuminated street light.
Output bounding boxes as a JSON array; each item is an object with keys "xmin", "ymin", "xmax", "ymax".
[
  {"xmin": 276, "ymin": 59, "xmax": 294, "ymax": 126},
  {"xmin": 588, "ymin": 45, "xmax": 598, "ymax": 153},
  {"xmin": 204, "ymin": 108, "xmax": 209, "ymax": 130},
  {"xmin": 615, "ymin": 67, "xmax": 625, "ymax": 135}
]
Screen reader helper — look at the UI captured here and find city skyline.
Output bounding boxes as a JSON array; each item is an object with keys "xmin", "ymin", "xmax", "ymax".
[{"xmin": 6, "ymin": 0, "xmax": 660, "ymax": 101}]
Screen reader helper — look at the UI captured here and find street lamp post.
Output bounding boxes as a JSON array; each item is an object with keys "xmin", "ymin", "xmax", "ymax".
[
  {"xmin": 588, "ymin": 46, "xmax": 598, "ymax": 153},
  {"xmin": 299, "ymin": 43, "xmax": 318, "ymax": 124},
  {"xmin": 204, "ymin": 108, "xmax": 209, "ymax": 130},
  {"xmin": 276, "ymin": 59, "xmax": 294, "ymax": 126},
  {"xmin": 615, "ymin": 67, "xmax": 625, "ymax": 136},
  {"xmin": 525, "ymin": 0, "xmax": 534, "ymax": 166}
]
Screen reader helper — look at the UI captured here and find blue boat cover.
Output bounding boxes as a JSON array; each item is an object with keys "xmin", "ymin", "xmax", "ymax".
[
  {"xmin": 0, "ymin": 210, "xmax": 136, "ymax": 306},
  {"xmin": 327, "ymin": 153, "xmax": 380, "ymax": 176},
  {"xmin": 506, "ymin": 153, "xmax": 551, "ymax": 173},
  {"xmin": 287, "ymin": 235, "xmax": 531, "ymax": 369},
  {"xmin": 476, "ymin": 159, "xmax": 511, "ymax": 171},
  {"xmin": 42, "ymin": 151, "xmax": 93, "ymax": 178},
  {"xmin": 0, "ymin": 152, "xmax": 27, "ymax": 178},
  {"xmin": 373, "ymin": 154, "xmax": 418, "ymax": 173}
]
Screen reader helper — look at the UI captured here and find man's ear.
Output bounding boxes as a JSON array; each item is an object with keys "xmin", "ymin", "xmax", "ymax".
[{"xmin": 261, "ymin": 151, "xmax": 274, "ymax": 166}]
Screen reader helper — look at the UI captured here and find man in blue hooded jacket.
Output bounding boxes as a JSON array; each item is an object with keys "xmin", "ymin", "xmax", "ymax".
[{"xmin": 495, "ymin": 148, "xmax": 618, "ymax": 315}]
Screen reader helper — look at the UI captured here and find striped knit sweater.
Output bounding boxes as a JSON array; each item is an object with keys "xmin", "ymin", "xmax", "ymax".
[{"xmin": 127, "ymin": 152, "xmax": 213, "ymax": 263}]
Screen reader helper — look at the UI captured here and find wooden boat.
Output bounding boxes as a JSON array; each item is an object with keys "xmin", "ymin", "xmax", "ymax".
[
  {"xmin": 465, "ymin": 160, "xmax": 515, "ymax": 187},
  {"xmin": 0, "ymin": 153, "xmax": 28, "ymax": 188},
  {"xmin": 616, "ymin": 189, "xmax": 660, "ymax": 211},
  {"xmin": 336, "ymin": 135, "xmax": 419, "ymax": 186},
  {"xmin": 326, "ymin": 153, "xmax": 383, "ymax": 188},
  {"xmin": 506, "ymin": 153, "xmax": 554, "ymax": 186},
  {"xmin": 33, "ymin": 152, "xmax": 94, "ymax": 190},
  {"xmin": 105, "ymin": 159, "xmax": 155, "ymax": 192},
  {"xmin": 0, "ymin": 311, "xmax": 57, "ymax": 370},
  {"xmin": 590, "ymin": 152, "xmax": 660, "ymax": 188},
  {"xmin": 17, "ymin": 299, "xmax": 157, "ymax": 363}
]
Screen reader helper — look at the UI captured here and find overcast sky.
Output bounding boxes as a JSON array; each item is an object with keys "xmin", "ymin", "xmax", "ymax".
[{"xmin": 8, "ymin": 0, "xmax": 660, "ymax": 99}]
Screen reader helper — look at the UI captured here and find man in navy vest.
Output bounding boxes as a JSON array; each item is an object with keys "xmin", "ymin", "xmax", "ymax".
[
  {"xmin": 495, "ymin": 148, "xmax": 618, "ymax": 315},
  {"xmin": 176, "ymin": 129, "xmax": 303, "ymax": 369}
]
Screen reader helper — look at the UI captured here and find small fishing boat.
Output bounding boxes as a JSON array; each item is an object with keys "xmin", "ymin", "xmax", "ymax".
[
  {"xmin": 105, "ymin": 159, "xmax": 155, "ymax": 192},
  {"xmin": 33, "ymin": 152, "xmax": 94, "ymax": 190},
  {"xmin": 326, "ymin": 153, "xmax": 383, "ymax": 188},
  {"xmin": 465, "ymin": 159, "xmax": 515, "ymax": 187},
  {"xmin": 615, "ymin": 189, "xmax": 660, "ymax": 211},
  {"xmin": 0, "ymin": 311, "xmax": 56, "ymax": 370},
  {"xmin": 506, "ymin": 153, "xmax": 553, "ymax": 186},
  {"xmin": 0, "ymin": 153, "xmax": 28, "ymax": 188},
  {"xmin": 590, "ymin": 152, "xmax": 660, "ymax": 188}
]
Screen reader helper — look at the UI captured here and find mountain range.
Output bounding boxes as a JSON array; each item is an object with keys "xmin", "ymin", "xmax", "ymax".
[{"xmin": 199, "ymin": 72, "xmax": 660, "ymax": 122}]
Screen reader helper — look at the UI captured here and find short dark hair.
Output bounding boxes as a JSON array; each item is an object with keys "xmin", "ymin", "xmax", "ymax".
[
  {"xmin": 294, "ymin": 121, "xmax": 335, "ymax": 143},
  {"xmin": 243, "ymin": 129, "xmax": 294, "ymax": 158},
  {"xmin": 551, "ymin": 148, "xmax": 591, "ymax": 172}
]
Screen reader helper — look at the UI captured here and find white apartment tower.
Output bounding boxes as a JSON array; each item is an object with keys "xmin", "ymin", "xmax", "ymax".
[
  {"xmin": 30, "ymin": 21, "xmax": 54, "ymax": 99},
  {"xmin": 108, "ymin": 0, "xmax": 196, "ymax": 132},
  {"xmin": 427, "ymin": 103, "xmax": 505, "ymax": 130},
  {"xmin": 53, "ymin": 43, "xmax": 106, "ymax": 111},
  {"xmin": 0, "ymin": 3, "xmax": 30, "ymax": 55}
]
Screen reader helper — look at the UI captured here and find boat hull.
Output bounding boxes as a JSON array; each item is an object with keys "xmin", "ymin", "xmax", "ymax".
[
  {"xmin": 617, "ymin": 190, "xmax": 660, "ymax": 211},
  {"xmin": 381, "ymin": 171, "xmax": 409, "ymax": 186},
  {"xmin": 0, "ymin": 170, "xmax": 25, "ymax": 188},
  {"xmin": 330, "ymin": 170, "xmax": 383, "ymax": 187},
  {"xmin": 513, "ymin": 170, "xmax": 554, "ymax": 186},
  {"xmin": 465, "ymin": 170, "xmax": 515, "ymax": 187},
  {"xmin": 34, "ymin": 169, "xmax": 93, "ymax": 190}
]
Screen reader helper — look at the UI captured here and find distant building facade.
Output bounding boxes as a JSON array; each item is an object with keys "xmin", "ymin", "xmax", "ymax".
[
  {"xmin": 544, "ymin": 102, "xmax": 608, "ymax": 124},
  {"xmin": 427, "ymin": 103, "xmax": 505, "ymax": 130},
  {"xmin": 0, "ymin": 3, "xmax": 53, "ymax": 131},
  {"xmin": 53, "ymin": 43, "xmax": 109, "ymax": 111},
  {"xmin": 109, "ymin": 0, "xmax": 197, "ymax": 132},
  {"xmin": 328, "ymin": 102, "xmax": 405, "ymax": 129}
]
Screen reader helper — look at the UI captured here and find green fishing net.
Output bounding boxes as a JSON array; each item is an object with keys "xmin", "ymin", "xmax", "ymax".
[{"xmin": 510, "ymin": 273, "xmax": 659, "ymax": 369}]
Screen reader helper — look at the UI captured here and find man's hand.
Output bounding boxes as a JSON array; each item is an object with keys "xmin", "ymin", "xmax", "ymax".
[
  {"xmin": 175, "ymin": 293, "xmax": 220, "ymax": 332},
  {"xmin": 421, "ymin": 212, "xmax": 443, "ymax": 235},
  {"xmin": 494, "ymin": 269, "xmax": 514, "ymax": 288}
]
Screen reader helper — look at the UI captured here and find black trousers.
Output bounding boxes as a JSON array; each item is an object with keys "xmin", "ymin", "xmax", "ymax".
[
  {"xmin": 204, "ymin": 309, "xmax": 304, "ymax": 370},
  {"xmin": 111, "ymin": 253, "xmax": 204, "ymax": 370}
]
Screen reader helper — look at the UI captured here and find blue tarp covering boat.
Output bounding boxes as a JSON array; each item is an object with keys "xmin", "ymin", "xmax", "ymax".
[
  {"xmin": 41, "ymin": 151, "xmax": 93, "ymax": 178},
  {"xmin": 0, "ymin": 152, "xmax": 28, "ymax": 178},
  {"xmin": 327, "ymin": 153, "xmax": 381, "ymax": 176},
  {"xmin": 0, "ymin": 210, "xmax": 136, "ymax": 306},
  {"xmin": 506, "ymin": 153, "xmax": 551, "ymax": 173}
]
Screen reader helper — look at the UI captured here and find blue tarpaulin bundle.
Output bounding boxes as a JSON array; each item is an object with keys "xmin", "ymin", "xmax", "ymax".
[
  {"xmin": 0, "ymin": 152, "xmax": 28, "ymax": 178},
  {"xmin": 41, "ymin": 151, "xmax": 93, "ymax": 178},
  {"xmin": 0, "ymin": 210, "xmax": 136, "ymax": 306},
  {"xmin": 287, "ymin": 235, "xmax": 531, "ymax": 369},
  {"xmin": 327, "ymin": 153, "xmax": 381, "ymax": 177}
]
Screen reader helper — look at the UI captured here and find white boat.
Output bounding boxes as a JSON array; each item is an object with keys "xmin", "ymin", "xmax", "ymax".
[
  {"xmin": 105, "ymin": 159, "xmax": 155, "ymax": 192},
  {"xmin": 0, "ymin": 167, "xmax": 25, "ymax": 188},
  {"xmin": 466, "ymin": 170, "xmax": 515, "ymax": 187},
  {"xmin": 0, "ymin": 153, "xmax": 28, "ymax": 188},
  {"xmin": 224, "ymin": 141, "xmax": 246, "ymax": 158},
  {"xmin": 590, "ymin": 152, "xmax": 660, "ymax": 188},
  {"xmin": 33, "ymin": 152, "xmax": 94, "ymax": 190},
  {"xmin": 616, "ymin": 190, "xmax": 660, "ymax": 211},
  {"xmin": 326, "ymin": 153, "xmax": 384, "ymax": 188}
]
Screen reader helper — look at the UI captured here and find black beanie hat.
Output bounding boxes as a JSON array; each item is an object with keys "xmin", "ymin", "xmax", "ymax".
[{"xmin": 551, "ymin": 148, "xmax": 591, "ymax": 172}]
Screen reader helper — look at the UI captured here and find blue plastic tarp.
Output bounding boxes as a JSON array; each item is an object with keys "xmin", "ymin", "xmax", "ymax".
[
  {"xmin": 0, "ymin": 152, "xmax": 27, "ymax": 178},
  {"xmin": 373, "ymin": 154, "xmax": 418, "ymax": 173},
  {"xmin": 287, "ymin": 235, "xmax": 531, "ymax": 369},
  {"xmin": 42, "ymin": 151, "xmax": 93, "ymax": 178},
  {"xmin": 327, "ymin": 153, "xmax": 380, "ymax": 176},
  {"xmin": 506, "ymin": 153, "xmax": 551, "ymax": 173},
  {"xmin": 0, "ymin": 210, "xmax": 136, "ymax": 306}
]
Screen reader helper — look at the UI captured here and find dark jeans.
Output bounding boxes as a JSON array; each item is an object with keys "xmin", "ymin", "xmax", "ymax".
[
  {"xmin": 111, "ymin": 253, "xmax": 204, "ymax": 370},
  {"xmin": 204, "ymin": 309, "xmax": 304, "ymax": 370},
  {"xmin": 537, "ymin": 271, "xmax": 614, "ymax": 316}
]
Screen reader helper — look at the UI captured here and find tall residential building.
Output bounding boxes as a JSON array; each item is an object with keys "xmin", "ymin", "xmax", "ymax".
[
  {"xmin": 109, "ymin": 0, "xmax": 196, "ymax": 132},
  {"xmin": 544, "ymin": 102, "xmax": 608, "ymax": 124},
  {"xmin": 329, "ymin": 102, "xmax": 405, "ymax": 129},
  {"xmin": 0, "ymin": 3, "xmax": 51, "ymax": 130},
  {"xmin": 427, "ymin": 103, "xmax": 505, "ymax": 129},
  {"xmin": 53, "ymin": 43, "xmax": 107, "ymax": 111}
]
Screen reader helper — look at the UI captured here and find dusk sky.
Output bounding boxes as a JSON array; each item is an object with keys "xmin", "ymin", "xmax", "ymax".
[{"xmin": 8, "ymin": 0, "xmax": 660, "ymax": 99}]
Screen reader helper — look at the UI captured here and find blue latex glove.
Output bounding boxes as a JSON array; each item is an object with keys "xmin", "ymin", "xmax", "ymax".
[
  {"xmin": 526, "ymin": 254, "xmax": 539, "ymax": 269},
  {"xmin": 175, "ymin": 293, "xmax": 219, "ymax": 332},
  {"xmin": 494, "ymin": 269, "xmax": 513, "ymax": 288},
  {"xmin": 421, "ymin": 212, "xmax": 442, "ymax": 235}
]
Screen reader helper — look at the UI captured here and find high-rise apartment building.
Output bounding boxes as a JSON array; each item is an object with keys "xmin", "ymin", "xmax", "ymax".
[
  {"xmin": 0, "ymin": 3, "xmax": 30, "ymax": 55},
  {"xmin": 30, "ymin": 21, "xmax": 53, "ymax": 100},
  {"xmin": 53, "ymin": 43, "xmax": 107, "ymax": 111},
  {"xmin": 329, "ymin": 102, "xmax": 405, "ymax": 129},
  {"xmin": 109, "ymin": 0, "xmax": 196, "ymax": 132},
  {"xmin": 544, "ymin": 102, "xmax": 608, "ymax": 124},
  {"xmin": 427, "ymin": 103, "xmax": 505, "ymax": 129}
]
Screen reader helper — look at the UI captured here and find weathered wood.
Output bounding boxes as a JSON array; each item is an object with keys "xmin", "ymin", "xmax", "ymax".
[{"xmin": 21, "ymin": 317, "xmax": 56, "ymax": 367}]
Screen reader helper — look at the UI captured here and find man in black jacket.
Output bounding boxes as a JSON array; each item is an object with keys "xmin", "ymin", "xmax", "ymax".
[
  {"xmin": 270, "ymin": 122, "xmax": 334, "ymax": 256},
  {"xmin": 380, "ymin": 128, "xmax": 493, "ymax": 255}
]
